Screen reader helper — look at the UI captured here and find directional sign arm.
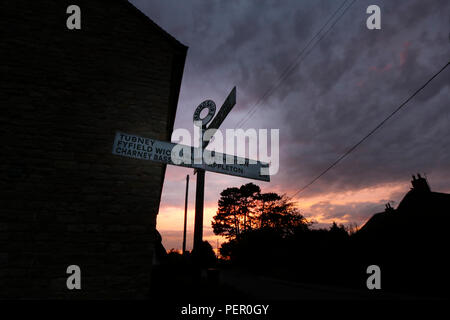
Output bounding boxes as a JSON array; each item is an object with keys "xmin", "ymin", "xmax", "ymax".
[
  {"xmin": 203, "ymin": 87, "xmax": 236, "ymax": 150},
  {"xmin": 206, "ymin": 86, "xmax": 236, "ymax": 132},
  {"xmin": 112, "ymin": 132, "xmax": 269, "ymax": 182}
]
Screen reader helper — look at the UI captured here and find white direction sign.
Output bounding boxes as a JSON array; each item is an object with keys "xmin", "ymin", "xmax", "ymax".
[{"xmin": 112, "ymin": 131, "xmax": 270, "ymax": 182}]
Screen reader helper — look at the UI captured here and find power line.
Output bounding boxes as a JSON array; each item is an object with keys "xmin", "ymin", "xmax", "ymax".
[
  {"xmin": 234, "ymin": 0, "xmax": 358, "ymax": 129},
  {"xmin": 288, "ymin": 60, "xmax": 450, "ymax": 200},
  {"xmin": 235, "ymin": 0, "xmax": 354, "ymax": 128},
  {"xmin": 234, "ymin": 0, "xmax": 353, "ymax": 128}
]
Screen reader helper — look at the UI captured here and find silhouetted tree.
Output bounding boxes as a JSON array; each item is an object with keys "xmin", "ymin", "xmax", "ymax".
[
  {"xmin": 239, "ymin": 183, "xmax": 260, "ymax": 231},
  {"xmin": 345, "ymin": 222, "xmax": 359, "ymax": 235},
  {"xmin": 212, "ymin": 187, "xmax": 244, "ymax": 239},
  {"xmin": 257, "ymin": 192, "xmax": 282, "ymax": 228},
  {"xmin": 212, "ymin": 183, "xmax": 307, "ymax": 239},
  {"xmin": 212, "ymin": 183, "xmax": 261, "ymax": 239},
  {"xmin": 258, "ymin": 194, "xmax": 307, "ymax": 237},
  {"xmin": 329, "ymin": 222, "xmax": 348, "ymax": 236}
]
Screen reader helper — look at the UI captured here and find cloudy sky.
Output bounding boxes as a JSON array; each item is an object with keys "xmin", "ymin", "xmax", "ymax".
[{"xmin": 129, "ymin": 0, "xmax": 449, "ymax": 251}]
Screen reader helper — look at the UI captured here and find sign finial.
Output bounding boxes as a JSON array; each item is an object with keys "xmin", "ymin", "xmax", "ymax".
[{"xmin": 193, "ymin": 100, "xmax": 216, "ymax": 126}]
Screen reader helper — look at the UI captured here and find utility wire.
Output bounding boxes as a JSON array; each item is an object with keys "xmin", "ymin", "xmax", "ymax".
[
  {"xmin": 288, "ymin": 60, "xmax": 450, "ymax": 200},
  {"xmin": 235, "ymin": 0, "xmax": 358, "ymax": 129}
]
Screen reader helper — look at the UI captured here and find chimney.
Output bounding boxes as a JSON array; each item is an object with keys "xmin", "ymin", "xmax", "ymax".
[
  {"xmin": 411, "ymin": 173, "xmax": 431, "ymax": 193},
  {"xmin": 385, "ymin": 203, "xmax": 394, "ymax": 212}
]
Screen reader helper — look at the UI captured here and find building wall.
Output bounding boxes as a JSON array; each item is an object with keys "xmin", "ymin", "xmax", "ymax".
[{"xmin": 1, "ymin": 0, "xmax": 187, "ymax": 298}]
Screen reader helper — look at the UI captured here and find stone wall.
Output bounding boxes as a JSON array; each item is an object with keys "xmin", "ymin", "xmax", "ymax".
[{"xmin": 1, "ymin": 0, "xmax": 187, "ymax": 298}]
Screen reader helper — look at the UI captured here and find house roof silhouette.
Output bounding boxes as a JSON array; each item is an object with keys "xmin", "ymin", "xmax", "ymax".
[{"xmin": 356, "ymin": 174, "xmax": 450, "ymax": 237}]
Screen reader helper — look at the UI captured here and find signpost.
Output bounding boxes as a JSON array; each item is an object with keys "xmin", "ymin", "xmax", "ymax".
[
  {"xmin": 112, "ymin": 131, "xmax": 269, "ymax": 181},
  {"xmin": 112, "ymin": 87, "xmax": 270, "ymax": 255}
]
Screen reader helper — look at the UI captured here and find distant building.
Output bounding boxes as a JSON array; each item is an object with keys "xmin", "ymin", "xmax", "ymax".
[
  {"xmin": 1, "ymin": 1, "xmax": 187, "ymax": 298},
  {"xmin": 354, "ymin": 174, "xmax": 450, "ymax": 294},
  {"xmin": 357, "ymin": 173, "xmax": 443, "ymax": 235}
]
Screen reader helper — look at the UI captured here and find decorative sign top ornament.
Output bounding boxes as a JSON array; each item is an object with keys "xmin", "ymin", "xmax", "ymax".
[{"xmin": 193, "ymin": 100, "xmax": 216, "ymax": 126}]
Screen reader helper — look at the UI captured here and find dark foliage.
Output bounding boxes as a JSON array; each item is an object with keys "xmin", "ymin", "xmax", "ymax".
[
  {"xmin": 214, "ymin": 178, "xmax": 450, "ymax": 298},
  {"xmin": 191, "ymin": 240, "xmax": 217, "ymax": 268}
]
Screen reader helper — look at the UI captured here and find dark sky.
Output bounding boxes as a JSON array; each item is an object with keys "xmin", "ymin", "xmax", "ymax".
[{"xmin": 129, "ymin": 0, "xmax": 449, "ymax": 250}]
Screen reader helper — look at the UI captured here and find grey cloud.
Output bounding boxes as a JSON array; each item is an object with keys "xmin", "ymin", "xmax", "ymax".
[
  {"xmin": 305, "ymin": 199, "xmax": 397, "ymax": 226},
  {"xmin": 129, "ymin": 0, "xmax": 449, "ymax": 211}
]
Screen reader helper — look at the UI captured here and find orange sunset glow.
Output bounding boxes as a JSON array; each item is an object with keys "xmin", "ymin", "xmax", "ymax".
[{"xmin": 157, "ymin": 165, "xmax": 422, "ymax": 251}]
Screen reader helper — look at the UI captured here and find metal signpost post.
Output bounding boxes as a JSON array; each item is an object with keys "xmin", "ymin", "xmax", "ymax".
[
  {"xmin": 111, "ymin": 87, "xmax": 270, "ymax": 254},
  {"xmin": 193, "ymin": 167, "xmax": 205, "ymax": 252},
  {"xmin": 193, "ymin": 87, "xmax": 236, "ymax": 253},
  {"xmin": 182, "ymin": 174, "xmax": 189, "ymax": 255}
]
